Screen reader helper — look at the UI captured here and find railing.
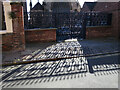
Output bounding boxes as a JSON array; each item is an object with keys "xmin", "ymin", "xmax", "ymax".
[
  {"xmin": 86, "ymin": 12, "xmax": 112, "ymax": 26},
  {"xmin": 24, "ymin": 11, "xmax": 112, "ymax": 29},
  {"xmin": 23, "ymin": 11, "xmax": 112, "ymax": 41}
]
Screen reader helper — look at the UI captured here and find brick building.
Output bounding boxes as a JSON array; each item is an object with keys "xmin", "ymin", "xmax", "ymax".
[{"xmin": 81, "ymin": 2, "xmax": 118, "ymax": 12}]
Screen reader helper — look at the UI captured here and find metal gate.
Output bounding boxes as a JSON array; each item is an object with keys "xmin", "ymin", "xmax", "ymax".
[
  {"xmin": 53, "ymin": 12, "xmax": 87, "ymax": 41},
  {"xmin": 53, "ymin": 12, "xmax": 112, "ymax": 42},
  {"xmin": 24, "ymin": 11, "xmax": 112, "ymax": 42}
]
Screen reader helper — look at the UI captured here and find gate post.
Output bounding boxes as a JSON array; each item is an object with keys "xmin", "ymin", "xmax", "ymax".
[
  {"xmin": 2, "ymin": 2, "xmax": 25, "ymax": 51},
  {"xmin": 10, "ymin": 2, "xmax": 25, "ymax": 51}
]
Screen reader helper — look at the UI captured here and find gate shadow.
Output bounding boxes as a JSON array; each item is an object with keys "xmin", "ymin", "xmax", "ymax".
[
  {"xmin": 2, "ymin": 57, "xmax": 88, "ymax": 88},
  {"xmin": 87, "ymin": 55, "xmax": 120, "ymax": 76},
  {"xmin": 2, "ymin": 40, "xmax": 120, "ymax": 88}
]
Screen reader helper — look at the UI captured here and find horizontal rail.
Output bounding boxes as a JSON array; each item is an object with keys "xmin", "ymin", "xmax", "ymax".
[{"xmin": 1, "ymin": 51, "xmax": 120, "ymax": 67}]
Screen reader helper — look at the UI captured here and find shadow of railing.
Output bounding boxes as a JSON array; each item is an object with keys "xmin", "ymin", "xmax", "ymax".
[
  {"xmin": 2, "ymin": 57, "xmax": 88, "ymax": 88},
  {"xmin": 87, "ymin": 55, "xmax": 120, "ymax": 76},
  {"xmin": 2, "ymin": 40, "xmax": 120, "ymax": 88},
  {"xmin": 78, "ymin": 40, "xmax": 120, "ymax": 76}
]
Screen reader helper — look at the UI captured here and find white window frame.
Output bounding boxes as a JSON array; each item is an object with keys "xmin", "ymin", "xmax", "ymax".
[{"xmin": 0, "ymin": 1, "xmax": 13, "ymax": 34}]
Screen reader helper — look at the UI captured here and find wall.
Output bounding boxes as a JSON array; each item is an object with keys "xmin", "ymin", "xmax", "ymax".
[
  {"xmin": 86, "ymin": 11, "xmax": 119, "ymax": 39},
  {"xmin": 25, "ymin": 28, "xmax": 56, "ymax": 42},
  {"xmin": 93, "ymin": 2, "xmax": 119, "ymax": 38},
  {"xmin": 2, "ymin": 3, "xmax": 25, "ymax": 51},
  {"xmin": 82, "ymin": 2, "xmax": 118, "ymax": 12},
  {"xmin": 86, "ymin": 26, "xmax": 113, "ymax": 39},
  {"xmin": 82, "ymin": 2, "xmax": 119, "ymax": 39}
]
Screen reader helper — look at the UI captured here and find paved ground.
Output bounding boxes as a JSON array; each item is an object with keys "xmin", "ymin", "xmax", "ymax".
[
  {"xmin": 30, "ymin": 38, "xmax": 119, "ymax": 61},
  {"xmin": 1, "ymin": 53, "xmax": 120, "ymax": 88},
  {"xmin": 1, "ymin": 38, "xmax": 120, "ymax": 88},
  {"xmin": 2, "ymin": 42, "xmax": 56, "ymax": 63},
  {"xmin": 2, "ymin": 38, "xmax": 120, "ymax": 64}
]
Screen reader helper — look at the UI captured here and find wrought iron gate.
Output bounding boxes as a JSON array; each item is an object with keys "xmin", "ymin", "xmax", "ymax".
[
  {"xmin": 54, "ymin": 12, "xmax": 87, "ymax": 41},
  {"xmin": 24, "ymin": 11, "xmax": 112, "ymax": 42}
]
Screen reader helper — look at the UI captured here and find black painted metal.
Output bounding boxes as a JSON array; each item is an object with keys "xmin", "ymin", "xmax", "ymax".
[
  {"xmin": 55, "ymin": 12, "xmax": 87, "ymax": 41},
  {"xmin": 86, "ymin": 12, "xmax": 112, "ymax": 26},
  {"xmin": 24, "ymin": 11, "xmax": 112, "ymax": 41}
]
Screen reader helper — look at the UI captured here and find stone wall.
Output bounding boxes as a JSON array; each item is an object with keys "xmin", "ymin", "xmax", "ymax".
[{"xmin": 25, "ymin": 28, "xmax": 56, "ymax": 42}]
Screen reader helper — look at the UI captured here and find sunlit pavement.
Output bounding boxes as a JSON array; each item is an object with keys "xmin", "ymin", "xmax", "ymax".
[
  {"xmin": 1, "ymin": 54, "xmax": 119, "ymax": 88},
  {"xmin": 23, "ymin": 39, "xmax": 119, "ymax": 61},
  {"xmin": 1, "ymin": 39, "xmax": 120, "ymax": 88}
]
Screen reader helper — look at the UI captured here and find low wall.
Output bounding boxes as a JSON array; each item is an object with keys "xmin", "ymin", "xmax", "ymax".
[
  {"xmin": 2, "ymin": 33, "xmax": 25, "ymax": 51},
  {"xmin": 2, "ymin": 33, "xmax": 14, "ymax": 51},
  {"xmin": 25, "ymin": 28, "xmax": 57, "ymax": 42},
  {"xmin": 86, "ymin": 26, "xmax": 114, "ymax": 39}
]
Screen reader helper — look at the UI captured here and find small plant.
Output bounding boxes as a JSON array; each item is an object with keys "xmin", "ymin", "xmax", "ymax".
[{"xmin": 8, "ymin": 11, "xmax": 16, "ymax": 19}]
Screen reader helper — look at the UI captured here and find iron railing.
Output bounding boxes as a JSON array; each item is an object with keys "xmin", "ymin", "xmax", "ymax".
[{"xmin": 24, "ymin": 11, "xmax": 112, "ymax": 29}]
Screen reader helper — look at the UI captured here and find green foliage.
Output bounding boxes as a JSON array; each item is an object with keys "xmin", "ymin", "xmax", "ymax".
[{"xmin": 8, "ymin": 11, "xmax": 16, "ymax": 19}]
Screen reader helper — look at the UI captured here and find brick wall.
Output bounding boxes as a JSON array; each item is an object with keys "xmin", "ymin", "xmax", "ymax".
[
  {"xmin": 86, "ymin": 26, "xmax": 113, "ymax": 39},
  {"xmin": 93, "ymin": 2, "xmax": 118, "ymax": 12},
  {"xmin": 82, "ymin": 2, "xmax": 119, "ymax": 39},
  {"xmin": 25, "ymin": 28, "xmax": 56, "ymax": 42},
  {"xmin": 2, "ymin": 3, "xmax": 25, "ymax": 51},
  {"xmin": 94, "ymin": 2, "xmax": 119, "ymax": 38},
  {"xmin": 82, "ymin": 2, "xmax": 118, "ymax": 12}
]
